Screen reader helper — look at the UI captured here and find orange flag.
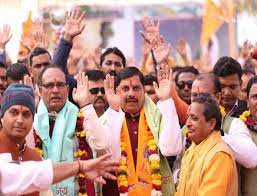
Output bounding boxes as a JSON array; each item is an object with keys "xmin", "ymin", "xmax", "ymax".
[{"xmin": 201, "ymin": 0, "xmax": 225, "ymax": 46}]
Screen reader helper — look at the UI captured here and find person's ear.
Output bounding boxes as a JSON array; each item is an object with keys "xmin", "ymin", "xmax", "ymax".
[{"xmin": 208, "ymin": 118, "xmax": 217, "ymax": 131}]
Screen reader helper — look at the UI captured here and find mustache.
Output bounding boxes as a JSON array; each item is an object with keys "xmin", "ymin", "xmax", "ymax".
[
  {"xmin": 95, "ymin": 97, "xmax": 105, "ymax": 103},
  {"xmin": 108, "ymin": 70, "xmax": 117, "ymax": 77},
  {"xmin": 125, "ymin": 97, "xmax": 138, "ymax": 103}
]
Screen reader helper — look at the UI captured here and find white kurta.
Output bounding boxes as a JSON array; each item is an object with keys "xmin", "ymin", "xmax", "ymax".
[
  {"xmin": 102, "ymin": 98, "xmax": 182, "ymax": 161},
  {"xmin": 0, "ymin": 154, "xmax": 53, "ymax": 195}
]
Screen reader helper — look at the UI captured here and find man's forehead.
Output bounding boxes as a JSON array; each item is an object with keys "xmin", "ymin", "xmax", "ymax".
[
  {"xmin": 88, "ymin": 80, "xmax": 104, "ymax": 87},
  {"xmin": 218, "ymin": 75, "xmax": 240, "ymax": 84},
  {"xmin": 178, "ymin": 72, "xmax": 196, "ymax": 81},
  {"xmin": 192, "ymin": 80, "xmax": 214, "ymax": 94},
  {"xmin": 104, "ymin": 53, "xmax": 122, "ymax": 62},
  {"xmin": 8, "ymin": 105, "xmax": 30, "ymax": 112},
  {"xmin": 42, "ymin": 68, "xmax": 66, "ymax": 82},
  {"xmin": 119, "ymin": 76, "xmax": 142, "ymax": 86},
  {"xmin": 32, "ymin": 53, "xmax": 51, "ymax": 63}
]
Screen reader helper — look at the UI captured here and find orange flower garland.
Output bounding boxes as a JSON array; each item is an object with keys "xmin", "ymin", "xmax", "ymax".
[
  {"xmin": 118, "ymin": 137, "xmax": 129, "ymax": 194},
  {"xmin": 147, "ymin": 129, "xmax": 162, "ymax": 195},
  {"xmin": 117, "ymin": 127, "xmax": 162, "ymax": 195}
]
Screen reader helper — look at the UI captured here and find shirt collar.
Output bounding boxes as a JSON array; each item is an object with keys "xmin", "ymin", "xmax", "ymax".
[{"xmin": 227, "ymin": 99, "xmax": 239, "ymax": 116}]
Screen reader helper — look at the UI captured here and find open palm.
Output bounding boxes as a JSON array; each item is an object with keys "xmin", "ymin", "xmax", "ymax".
[
  {"xmin": 104, "ymin": 74, "xmax": 120, "ymax": 111},
  {"xmin": 154, "ymin": 64, "xmax": 173, "ymax": 101},
  {"xmin": 64, "ymin": 8, "xmax": 86, "ymax": 39}
]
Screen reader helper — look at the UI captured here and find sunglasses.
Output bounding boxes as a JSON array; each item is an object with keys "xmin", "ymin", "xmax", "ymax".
[
  {"xmin": 89, "ymin": 87, "xmax": 105, "ymax": 95},
  {"xmin": 176, "ymin": 81, "xmax": 193, "ymax": 89}
]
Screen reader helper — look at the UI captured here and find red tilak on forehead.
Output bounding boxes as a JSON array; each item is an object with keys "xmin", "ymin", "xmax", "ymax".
[{"xmin": 129, "ymin": 79, "xmax": 133, "ymax": 86}]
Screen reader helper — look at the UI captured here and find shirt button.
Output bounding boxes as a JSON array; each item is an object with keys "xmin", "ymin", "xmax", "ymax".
[{"xmin": 134, "ymin": 131, "xmax": 138, "ymax": 135}]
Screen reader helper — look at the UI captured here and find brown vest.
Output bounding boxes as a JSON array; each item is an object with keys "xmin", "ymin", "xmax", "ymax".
[{"xmin": 0, "ymin": 132, "xmax": 41, "ymax": 196}]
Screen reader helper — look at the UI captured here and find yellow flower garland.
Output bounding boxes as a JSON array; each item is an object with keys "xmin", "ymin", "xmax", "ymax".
[
  {"xmin": 118, "ymin": 127, "xmax": 162, "ymax": 195},
  {"xmin": 239, "ymin": 110, "xmax": 250, "ymax": 122}
]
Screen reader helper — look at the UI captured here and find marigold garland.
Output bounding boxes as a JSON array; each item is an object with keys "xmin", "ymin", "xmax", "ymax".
[
  {"xmin": 239, "ymin": 110, "xmax": 251, "ymax": 122},
  {"xmin": 220, "ymin": 106, "xmax": 226, "ymax": 117},
  {"xmin": 239, "ymin": 110, "xmax": 257, "ymax": 133},
  {"xmin": 34, "ymin": 111, "xmax": 89, "ymax": 196},
  {"xmin": 147, "ymin": 128, "xmax": 162, "ymax": 195},
  {"xmin": 117, "ymin": 126, "xmax": 162, "ymax": 195}
]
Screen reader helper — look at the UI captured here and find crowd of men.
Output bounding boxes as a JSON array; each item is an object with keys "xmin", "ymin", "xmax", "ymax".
[{"xmin": 1, "ymin": 7, "xmax": 257, "ymax": 196}]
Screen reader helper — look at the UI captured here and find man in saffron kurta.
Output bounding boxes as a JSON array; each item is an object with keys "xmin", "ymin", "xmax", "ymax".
[
  {"xmin": 176, "ymin": 94, "xmax": 237, "ymax": 196},
  {"xmin": 33, "ymin": 67, "xmax": 110, "ymax": 196},
  {"xmin": 101, "ymin": 66, "xmax": 182, "ymax": 196}
]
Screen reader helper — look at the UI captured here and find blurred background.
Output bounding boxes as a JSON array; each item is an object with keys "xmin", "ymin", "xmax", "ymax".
[{"xmin": 0, "ymin": 0, "xmax": 257, "ymax": 67}]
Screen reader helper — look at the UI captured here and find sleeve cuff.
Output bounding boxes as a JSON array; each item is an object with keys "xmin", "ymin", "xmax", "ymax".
[
  {"xmin": 157, "ymin": 98, "xmax": 175, "ymax": 115},
  {"xmin": 60, "ymin": 38, "xmax": 73, "ymax": 46}
]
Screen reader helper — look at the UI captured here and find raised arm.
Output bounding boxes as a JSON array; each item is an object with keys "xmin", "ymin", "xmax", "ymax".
[
  {"xmin": 72, "ymin": 72, "xmax": 110, "ymax": 153},
  {"xmin": 52, "ymin": 8, "xmax": 85, "ymax": 70},
  {"xmin": 154, "ymin": 64, "xmax": 182, "ymax": 156}
]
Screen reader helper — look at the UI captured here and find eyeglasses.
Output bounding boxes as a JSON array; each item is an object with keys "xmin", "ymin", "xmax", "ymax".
[
  {"xmin": 41, "ymin": 82, "xmax": 67, "ymax": 90},
  {"xmin": 89, "ymin": 87, "xmax": 105, "ymax": 95},
  {"xmin": 176, "ymin": 81, "xmax": 193, "ymax": 89}
]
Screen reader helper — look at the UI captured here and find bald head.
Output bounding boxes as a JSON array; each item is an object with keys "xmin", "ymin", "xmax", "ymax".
[{"xmin": 191, "ymin": 73, "xmax": 221, "ymax": 104}]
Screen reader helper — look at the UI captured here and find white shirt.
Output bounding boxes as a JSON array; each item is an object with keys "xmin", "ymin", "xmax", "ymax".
[
  {"xmin": 81, "ymin": 104, "xmax": 111, "ymax": 154},
  {"xmin": 102, "ymin": 98, "xmax": 182, "ymax": 161},
  {"xmin": 0, "ymin": 153, "xmax": 53, "ymax": 195},
  {"xmin": 223, "ymin": 117, "xmax": 257, "ymax": 168}
]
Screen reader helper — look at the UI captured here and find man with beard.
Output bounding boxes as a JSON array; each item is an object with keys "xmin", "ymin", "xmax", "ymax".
[
  {"xmin": 100, "ymin": 47, "xmax": 126, "ymax": 77},
  {"xmin": 101, "ymin": 65, "xmax": 181, "ymax": 195},
  {"xmin": 86, "ymin": 70, "xmax": 107, "ymax": 117},
  {"xmin": 213, "ymin": 56, "xmax": 248, "ymax": 118},
  {"xmin": 0, "ymin": 62, "xmax": 7, "ymax": 95}
]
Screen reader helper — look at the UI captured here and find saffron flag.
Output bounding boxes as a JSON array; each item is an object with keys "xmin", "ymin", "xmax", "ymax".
[{"xmin": 200, "ymin": 0, "xmax": 225, "ymax": 45}]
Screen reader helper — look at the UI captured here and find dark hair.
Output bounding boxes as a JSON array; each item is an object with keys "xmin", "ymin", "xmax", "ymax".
[
  {"xmin": 172, "ymin": 66, "xmax": 183, "ymax": 73},
  {"xmin": 144, "ymin": 74, "xmax": 157, "ymax": 86},
  {"xmin": 0, "ymin": 61, "xmax": 6, "ymax": 69},
  {"xmin": 174, "ymin": 66, "xmax": 199, "ymax": 83},
  {"xmin": 86, "ymin": 70, "xmax": 106, "ymax": 81},
  {"xmin": 100, "ymin": 47, "xmax": 126, "ymax": 67},
  {"xmin": 242, "ymin": 68, "xmax": 255, "ymax": 76},
  {"xmin": 30, "ymin": 47, "xmax": 51, "ymax": 65},
  {"xmin": 192, "ymin": 93, "xmax": 222, "ymax": 131},
  {"xmin": 6, "ymin": 63, "xmax": 30, "ymax": 81},
  {"xmin": 247, "ymin": 75, "xmax": 257, "ymax": 97},
  {"xmin": 213, "ymin": 56, "xmax": 242, "ymax": 79},
  {"xmin": 195, "ymin": 73, "xmax": 221, "ymax": 93},
  {"xmin": 115, "ymin": 67, "xmax": 144, "ymax": 87},
  {"xmin": 38, "ymin": 65, "xmax": 68, "ymax": 85}
]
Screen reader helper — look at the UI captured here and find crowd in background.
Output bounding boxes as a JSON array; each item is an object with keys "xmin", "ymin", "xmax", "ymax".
[{"xmin": 1, "ymin": 7, "xmax": 257, "ymax": 196}]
